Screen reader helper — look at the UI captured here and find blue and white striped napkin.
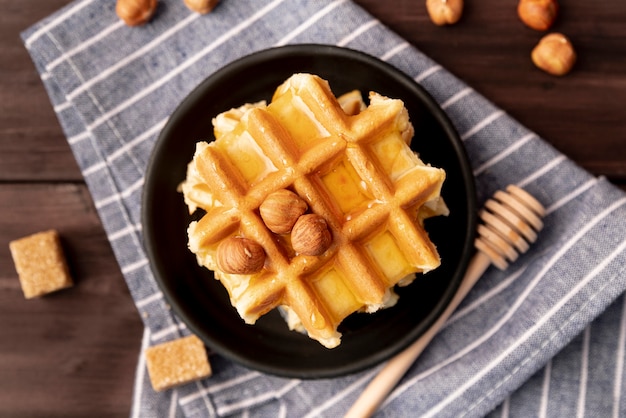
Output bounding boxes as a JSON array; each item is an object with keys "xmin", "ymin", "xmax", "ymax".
[{"xmin": 22, "ymin": 1, "xmax": 626, "ymax": 416}]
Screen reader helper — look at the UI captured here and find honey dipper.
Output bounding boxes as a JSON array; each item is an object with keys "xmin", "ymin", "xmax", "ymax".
[{"xmin": 345, "ymin": 185, "xmax": 546, "ymax": 418}]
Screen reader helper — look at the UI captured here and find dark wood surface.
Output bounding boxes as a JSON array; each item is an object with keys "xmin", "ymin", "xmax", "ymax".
[{"xmin": 1, "ymin": 1, "xmax": 624, "ymax": 416}]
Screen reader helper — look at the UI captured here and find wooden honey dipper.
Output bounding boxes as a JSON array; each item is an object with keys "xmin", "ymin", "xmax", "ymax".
[{"xmin": 345, "ymin": 185, "xmax": 546, "ymax": 418}]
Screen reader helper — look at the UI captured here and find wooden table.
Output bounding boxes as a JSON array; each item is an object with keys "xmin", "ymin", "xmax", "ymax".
[{"xmin": 1, "ymin": 1, "xmax": 624, "ymax": 416}]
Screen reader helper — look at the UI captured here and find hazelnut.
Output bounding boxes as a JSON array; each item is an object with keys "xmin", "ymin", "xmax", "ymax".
[
  {"xmin": 216, "ymin": 237, "xmax": 265, "ymax": 275},
  {"xmin": 517, "ymin": 0, "xmax": 558, "ymax": 31},
  {"xmin": 426, "ymin": 0, "xmax": 463, "ymax": 26},
  {"xmin": 184, "ymin": 0, "xmax": 219, "ymax": 14},
  {"xmin": 531, "ymin": 33, "xmax": 576, "ymax": 76},
  {"xmin": 116, "ymin": 0, "xmax": 157, "ymax": 26},
  {"xmin": 291, "ymin": 214, "xmax": 332, "ymax": 256},
  {"xmin": 259, "ymin": 189, "xmax": 308, "ymax": 234}
]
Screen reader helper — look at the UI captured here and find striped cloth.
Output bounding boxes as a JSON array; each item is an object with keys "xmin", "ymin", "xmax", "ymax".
[{"xmin": 22, "ymin": 0, "xmax": 626, "ymax": 416}]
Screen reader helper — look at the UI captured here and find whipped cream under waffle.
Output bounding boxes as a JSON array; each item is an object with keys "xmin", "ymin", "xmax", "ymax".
[{"xmin": 181, "ymin": 73, "xmax": 447, "ymax": 348}]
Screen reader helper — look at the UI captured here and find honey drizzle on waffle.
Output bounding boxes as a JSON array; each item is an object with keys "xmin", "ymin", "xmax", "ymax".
[{"xmin": 187, "ymin": 74, "xmax": 446, "ymax": 348}]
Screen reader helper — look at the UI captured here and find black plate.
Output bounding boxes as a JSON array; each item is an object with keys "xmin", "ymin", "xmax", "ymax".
[{"xmin": 142, "ymin": 44, "xmax": 476, "ymax": 379}]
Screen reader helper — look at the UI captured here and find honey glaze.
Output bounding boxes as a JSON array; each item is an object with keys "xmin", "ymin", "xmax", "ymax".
[
  {"xmin": 321, "ymin": 158, "xmax": 375, "ymax": 217},
  {"xmin": 217, "ymin": 128, "xmax": 278, "ymax": 187},
  {"xmin": 268, "ymin": 91, "xmax": 331, "ymax": 151},
  {"xmin": 364, "ymin": 229, "xmax": 415, "ymax": 286}
]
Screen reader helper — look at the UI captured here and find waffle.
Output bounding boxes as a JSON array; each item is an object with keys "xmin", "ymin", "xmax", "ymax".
[{"xmin": 182, "ymin": 73, "xmax": 447, "ymax": 348}]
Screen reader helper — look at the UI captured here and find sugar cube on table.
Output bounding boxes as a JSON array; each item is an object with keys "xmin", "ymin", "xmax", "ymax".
[{"xmin": 9, "ymin": 229, "xmax": 73, "ymax": 299}]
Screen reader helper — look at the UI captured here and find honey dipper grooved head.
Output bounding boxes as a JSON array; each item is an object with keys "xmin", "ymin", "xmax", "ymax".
[{"xmin": 476, "ymin": 185, "xmax": 545, "ymax": 270}]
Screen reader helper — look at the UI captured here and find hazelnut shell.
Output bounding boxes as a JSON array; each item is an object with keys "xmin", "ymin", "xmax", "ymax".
[
  {"xmin": 216, "ymin": 237, "xmax": 266, "ymax": 275},
  {"xmin": 426, "ymin": 0, "xmax": 464, "ymax": 26},
  {"xmin": 116, "ymin": 0, "xmax": 157, "ymax": 26},
  {"xmin": 291, "ymin": 214, "xmax": 332, "ymax": 256},
  {"xmin": 259, "ymin": 189, "xmax": 308, "ymax": 235},
  {"xmin": 184, "ymin": 0, "xmax": 219, "ymax": 14},
  {"xmin": 531, "ymin": 33, "xmax": 576, "ymax": 76},
  {"xmin": 517, "ymin": 0, "xmax": 559, "ymax": 31}
]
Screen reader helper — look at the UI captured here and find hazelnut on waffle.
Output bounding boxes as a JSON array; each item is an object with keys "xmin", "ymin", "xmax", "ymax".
[{"xmin": 181, "ymin": 73, "xmax": 447, "ymax": 348}]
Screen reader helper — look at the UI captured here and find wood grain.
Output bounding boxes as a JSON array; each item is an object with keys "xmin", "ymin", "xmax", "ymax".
[
  {"xmin": 355, "ymin": 0, "xmax": 626, "ymax": 181},
  {"xmin": 0, "ymin": 0, "xmax": 83, "ymax": 182},
  {"xmin": 0, "ymin": 184, "xmax": 143, "ymax": 418},
  {"xmin": 0, "ymin": 0, "xmax": 624, "ymax": 416}
]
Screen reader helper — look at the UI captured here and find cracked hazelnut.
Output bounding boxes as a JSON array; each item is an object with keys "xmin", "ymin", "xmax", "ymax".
[
  {"xmin": 291, "ymin": 214, "xmax": 332, "ymax": 256},
  {"xmin": 216, "ymin": 237, "xmax": 265, "ymax": 275},
  {"xmin": 531, "ymin": 33, "xmax": 576, "ymax": 76},
  {"xmin": 426, "ymin": 0, "xmax": 463, "ymax": 26},
  {"xmin": 116, "ymin": 0, "xmax": 157, "ymax": 26},
  {"xmin": 517, "ymin": 0, "xmax": 558, "ymax": 31},
  {"xmin": 259, "ymin": 189, "xmax": 308, "ymax": 234},
  {"xmin": 184, "ymin": 0, "xmax": 219, "ymax": 14}
]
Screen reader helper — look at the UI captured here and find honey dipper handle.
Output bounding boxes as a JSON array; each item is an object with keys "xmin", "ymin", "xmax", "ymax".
[{"xmin": 344, "ymin": 252, "xmax": 492, "ymax": 418}]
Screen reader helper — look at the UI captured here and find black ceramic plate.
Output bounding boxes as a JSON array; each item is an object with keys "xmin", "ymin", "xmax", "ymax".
[{"xmin": 142, "ymin": 44, "xmax": 476, "ymax": 379}]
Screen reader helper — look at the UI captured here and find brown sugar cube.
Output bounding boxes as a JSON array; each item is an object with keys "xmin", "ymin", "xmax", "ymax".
[
  {"xmin": 9, "ymin": 230, "xmax": 73, "ymax": 299},
  {"xmin": 145, "ymin": 334, "xmax": 212, "ymax": 391}
]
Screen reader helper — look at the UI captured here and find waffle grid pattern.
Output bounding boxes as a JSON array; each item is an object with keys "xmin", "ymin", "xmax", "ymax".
[{"xmin": 188, "ymin": 74, "xmax": 446, "ymax": 347}]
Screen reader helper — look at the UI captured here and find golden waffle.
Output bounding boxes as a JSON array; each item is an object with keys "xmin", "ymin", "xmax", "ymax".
[{"xmin": 182, "ymin": 73, "xmax": 447, "ymax": 348}]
